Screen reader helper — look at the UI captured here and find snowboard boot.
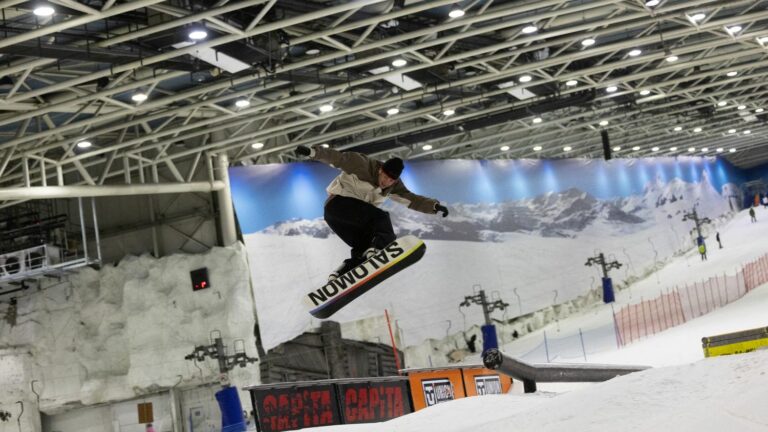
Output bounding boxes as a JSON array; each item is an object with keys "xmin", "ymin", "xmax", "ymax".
[
  {"xmin": 328, "ymin": 258, "xmax": 362, "ymax": 282},
  {"xmin": 362, "ymin": 247, "xmax": 380, "ymax": 260}
]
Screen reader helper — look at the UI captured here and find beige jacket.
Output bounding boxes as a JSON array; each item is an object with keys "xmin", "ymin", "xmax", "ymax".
[{"xmin": 309, "ymin": 146, "xmax": 439, "ymax": 214}]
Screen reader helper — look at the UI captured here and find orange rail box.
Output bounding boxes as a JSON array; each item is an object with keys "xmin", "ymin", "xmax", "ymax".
[{"xmin": 403, "ymin": 365, "xmax": 514, "ymax": 411}]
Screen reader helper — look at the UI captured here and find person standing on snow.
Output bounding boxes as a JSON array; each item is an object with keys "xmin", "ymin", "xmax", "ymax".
[
  {"xmin": 698, "ymin": 243, "xmax": 707, "ymax": 261},
  {"xmin": 295, "ymin": 145, "xmax": 449, "ymax": 281},
  {"xmin": 750, "ymin": 207, "xmax": 757, "ymax": 223}
]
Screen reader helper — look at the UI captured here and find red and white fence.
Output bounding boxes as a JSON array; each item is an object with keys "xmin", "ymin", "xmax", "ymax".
[{"xmin": 614, "ymin": 254, "xmax": 768, "ymax": 346}]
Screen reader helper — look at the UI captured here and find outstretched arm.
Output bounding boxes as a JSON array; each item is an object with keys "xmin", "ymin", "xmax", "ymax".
[
  {"xmin": 295, "ymin": 145, "xmax": 373, "ymax": 178},
  {"xmin": 390, "ymin": 182, "xmax": 449, "ymax": 217}
]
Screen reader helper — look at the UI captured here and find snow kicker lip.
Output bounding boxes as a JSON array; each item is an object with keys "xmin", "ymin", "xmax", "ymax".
[{"xmin": 307, "ymin": 236, "xmax": 425, "ymax": 319}]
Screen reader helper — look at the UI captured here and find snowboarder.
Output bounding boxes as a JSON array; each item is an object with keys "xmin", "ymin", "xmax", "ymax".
[
  {"xmin": 698, "ymin": 243, "xmax": 707, "ymax": 261},
  {"xmin": 295, "ymin": 145, "xmax": 449, "ymax": 281},
  {"xmin": 716, "ymin": 232, "xmax": 722, "ymax": 249},
  {"xmin": 750, "ymin": 207, "xmax": 757, "ymax": 223}
]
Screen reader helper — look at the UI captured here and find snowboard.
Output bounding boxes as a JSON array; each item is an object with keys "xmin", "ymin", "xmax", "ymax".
[{"xmin": 305, "ymin": 235, "xmax": 426, "ymax": 319}]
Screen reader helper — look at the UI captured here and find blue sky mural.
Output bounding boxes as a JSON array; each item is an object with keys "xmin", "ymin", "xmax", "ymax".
[{"xmin": 230, "ymin": 156, "xmax": 745, "ymax": 234}]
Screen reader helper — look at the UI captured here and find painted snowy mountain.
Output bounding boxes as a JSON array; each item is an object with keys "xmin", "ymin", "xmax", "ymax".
[
  {"xmin": 615, "ymin": 171, "xmax": 731, "ymax": 223},
  {"xmin": 261, "ymin": 175, "xmax": 731, "ymax": 242}
]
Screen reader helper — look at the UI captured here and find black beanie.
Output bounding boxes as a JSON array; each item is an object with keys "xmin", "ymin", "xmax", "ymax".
[{"xmin": 381, "ymin": 157, "xmax": 404, "ymax": 179}]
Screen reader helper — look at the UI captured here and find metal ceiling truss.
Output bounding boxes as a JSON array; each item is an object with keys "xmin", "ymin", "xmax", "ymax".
[{"xmin": 0, "ymin": 0, "xmax": 768, "ymax": 204}]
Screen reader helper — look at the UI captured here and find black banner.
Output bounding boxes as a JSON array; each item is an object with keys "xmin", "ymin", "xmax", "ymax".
[
  {"xmin": 337, "ymin": 380, "xmax": 412, "ymax": 424},
  {"xmin": 251, "ymin": 384, "xmax": 340, "ymax": 432}
]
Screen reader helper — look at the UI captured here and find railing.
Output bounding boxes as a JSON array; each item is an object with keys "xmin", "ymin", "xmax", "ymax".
[{"xmin": 482, "ymin": 348, "xmax": 649, "ymax": 393}]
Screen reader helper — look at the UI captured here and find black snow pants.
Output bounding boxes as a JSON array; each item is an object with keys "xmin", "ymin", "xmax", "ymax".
[{"xmin": 324, "ymin": 195, "xmax": 396, "ymax": 269}]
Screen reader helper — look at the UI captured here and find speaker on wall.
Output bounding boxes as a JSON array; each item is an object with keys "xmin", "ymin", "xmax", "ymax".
[
  {"xmin": 190, "ymin": 267, "xmax": 211, "ymax": 291},
  {"xmin": 601, "ymin": 130, "xmax": 612, "ymax": 160}
]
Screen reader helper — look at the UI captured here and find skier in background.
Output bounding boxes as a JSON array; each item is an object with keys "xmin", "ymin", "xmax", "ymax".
[
  {"xmin": 295, "ymin": 145, "xmax": 449, "ymax": 281},
  {"xmin": 763, "ymin": 195, "xmax": 768, "ymax": 209},
  {"xmin": 716, "ymin": 232, "xmax": 723, "ymax": 249},
  {"xmin": 698, "ymin": 243, "xmax": 707, "ymax": 261},
  {"xmin": 750, "ymin": 207, "xmax": 757, "ymax": 223}
]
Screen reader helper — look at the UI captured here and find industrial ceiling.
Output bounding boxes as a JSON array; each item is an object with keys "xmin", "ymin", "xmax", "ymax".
[{"xmin": 1, "ymin": 0, "xmax": 768, "ymax": 202}]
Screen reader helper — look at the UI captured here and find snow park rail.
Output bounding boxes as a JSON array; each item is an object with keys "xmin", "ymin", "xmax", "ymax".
[
  {"xmin": 614, "ymin": 252, "xmax": 768, "ymax": 346},
  {"xmin": 482, "ymin": 348, "xmax": 649, "ymax": 393}
]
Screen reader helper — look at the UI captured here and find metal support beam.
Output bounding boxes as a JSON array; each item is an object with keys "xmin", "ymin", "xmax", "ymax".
[
  {"xmin": 216, "ymin": 153, "xmax": 237, "ymax": 246},
  {"xmin": 0, "ymin": 182, "xmax": 225, "ymax": 201}
]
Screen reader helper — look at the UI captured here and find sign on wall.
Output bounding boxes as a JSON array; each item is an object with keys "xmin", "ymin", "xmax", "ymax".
[
  {"xmin": 337, "ymin": 381, "xmax": 412, "ymax": 423},
  {"xmin": 252, "ymin": 384, "xmax": 339, "ymax": 432},
  {"xmin": 421, "ymin": 378, "xmax": 455, "ymax": 407}
]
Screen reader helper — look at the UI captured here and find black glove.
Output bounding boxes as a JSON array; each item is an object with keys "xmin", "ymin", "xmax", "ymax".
[
  {"xmin": 435, "ymin": 203, "xmax": 449, "ymax": 218},
  {"xmin": 295, "ymin": 145, "xmax": 312, "ymax": 158}
]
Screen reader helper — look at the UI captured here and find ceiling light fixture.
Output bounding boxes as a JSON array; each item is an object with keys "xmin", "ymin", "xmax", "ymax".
[
  {"xmin": 756, "ymin": 108, "xmax": 764, "ymax": 113},
  {"xmin": 606, "ymin": 86, "xmax": 618, "ymax": 93},
  {"xmin": 744, "ymin": 130, "xmax": 751, "ymax": 134},
  {"xmin": 522, "ymin": 25, "xmax": 538, "ymax": 34},
  {"xmin": 443, "ymin": 109, "xmax": 455, "ymax": 116},
  {"xmin": 599, "ymin": 120, "xmax": 609, "ymax": 126},
  {"xmin": 188, "ymin": 27, "xmax": 208, "ymax": 41},
  {"xmin": 448, "ymin": 6, "xmax": 465, "ymax": 18},
  {"xmin": 131, "ymin": 93, "xmax": 148, "ymax": 102},
  {"xmin": 639, "ymin": 89, "xmax": 651, "ymax": 96},
  {"xmin": 688, "ymin": 147, "xmax": 696, "ymax": 152},
  {"xmin": 738, "ymin": 105, "xmax": 747, "ymax": 110},
  {"xmin": 565, "ymin": 80, "xmax": 579, "ymax": 86},
  {"xmin": 670, "ymin": 147, "xmax": 678, "ymax": 151},
  {"xmin": 717, "ymin": 101, "xmax": 728, "ymax": 107},
  {"xmin": 652, "ymin": 147, "xmax": 660, "ymax": 152},
  {"xmin": 628, "ymin": 49, "xmax": 642, "ymax": 57},
  {"xmin": 726, "ymin": 25, "xmax": 743, "ymax": 34},
  {"xmin": 519, "ymin": 75, "xmax": 533, "ymax": 83},
  {"xmin": 690, "ymin": 13, "xmax": 706, "ymax": 22},
  {"xmin": 665, "ymin": 54, "xmax": 679, "ymax": 62},
  {"xmin": 306, "ymin": 48, "xmax": 320, "ymax": 55},
  {"xmin": 532, "ymin": 117, "xmax": 542, "ymax": 124},
  {"xmin": 693, "ymin": 127, "xmax": 702, "ymax": 132},
  {"xmin": 716, "ymin": 148, "xmax": 723, "ymax": 153},
  {"xmin": 673, "ymin": 126, "xmax": 682, "ymax": 131},
  {"xmin": 563, "ymin": 146, "xmax": 572, "ymax": 152},
  {"xmin": 321, "ymin": 143, "xmax": 330, "ymax": 148},
  {"xmin": 613, "ymin": 146, "xmax": 621, "ymax": 151},
  {"xmin": 422, "ymin": 144, "xmax": 433, "ymax": 151},
  {"xmin": 581, "ymin": 38, "xmax": 596, "ymax": 47},
  {"xmin": 726, "ymin": 71, "xmax": 738, "ymax": 77},
  {"xmin": 645, "ymin": 0, "xmax": 660, "ymax": 7},
  {"xmin": 251, "ymin": 142, "xmax": 264, "ymax": 149},
  {"xmin": 632, "ymin": 146, "xmax": 641, "ymax": 151},
  {"xmin": 500, "ymin": 145, "xmax": 510, "ymax": 151},
  {"xmin": 729, "ymin": 148, "xmax": 736, "ymax": 153},
  {"xmin": 386, "ymin": 107, "xmax": 400, "ymax": 115},
  {"xmin": 728, "ymin": 129, "xmax": 736, "ymax": 134},
  {"xmin": 533, "ymin": 145, "xmax": 542, "ymax": 151},
  {"xmin": 391, "ymin": 58, "xmax": 407, "ymax": 67},
  {"xmin": 702, "ymin": 147, "xmax": 709, "ymax": 152},
  {"xmin": 76, "ymin": 140, "xmax": 92, "ymax": 149},
  {"xmin": 319, "ymin": 104, "xmax": 334, "ymax": 113},
  {"xmin": 235, "ymin": 99, "xmax": 250, "ymax": 108},
  {"xmin": 33, "ymin": 5, "xmax": 54, "ymax": 16}
]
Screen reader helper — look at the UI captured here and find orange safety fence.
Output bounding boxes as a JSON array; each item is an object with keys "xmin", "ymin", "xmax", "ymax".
[{"xmin": 614, "ymin": 253, "xmax": 768, "ymax": 347}]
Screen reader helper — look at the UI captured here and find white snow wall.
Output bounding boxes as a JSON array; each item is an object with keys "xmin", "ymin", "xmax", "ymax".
[{"xmin": 0, "ymin": 243, "xmax": 258, "ymax": 431}]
